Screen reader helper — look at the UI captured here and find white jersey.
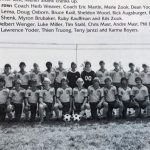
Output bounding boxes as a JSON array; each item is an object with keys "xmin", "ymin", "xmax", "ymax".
[
  {"xmin": 73, "ymin": 87, "xmax": 88, "ymax": 103},
  {"xmin": 0, "ymin": 88, "xmax": 9, "ymax": 104},
  {"xmin": 16, "ymin": 72, "xmax": 30, "ymax": 86},
  {"xmin": 88, "ymin": 86, "xmax": 103, "ymax": 103},
  {"xmin": 55, "ymin": 68, "xmax": 67, "ymax": 83},
  {"xmin": 118, "ymin": 87, "xmax": 131, "ymax": 101},
  {"xmin": 1, "ymin": 73, "xmax": 15, "ymax": 88},
  {"xmin": 102, "ymin": 85, "xmax": 117, "ymax": 102},
  {"xmin": 9, "ymin": 88, "xmax": 25, "ymax": 104},
  {"xmin": 140, "ymin": 71, "xmax": 150, "ymax": 84},
  {"xmin": 110, "ymin": 70, "xmax": 124, "ymax": 83},
  {"xmin": 40, "ymin": 87, "xmax": 55, "ymax": 103},
  {"xmin": 131, "ymin": 85, "xmax": 149, "ymax": 101},
  {"xmin": 57, "ymin": 87, "xmax": 72, "ymax": 103},
  {"xmin": 42, "ymin": 69, "xmax": 56, "ymax": 84},
  {"xmin": 30, "ymin": 70, "xmax": 42, "ymax": 86},
  {"xmin": 96, "ymin": 69, "xmax": 110, "ymax": 84},
  {"xmin": 126, "ymin": 71, "xmax": 139, "ymax": 85}
]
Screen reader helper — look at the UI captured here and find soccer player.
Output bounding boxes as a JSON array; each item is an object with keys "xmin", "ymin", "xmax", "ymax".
[
  {"xmin": 39, "ymin": 78, "xmax": 55, "ymax": 122},
  {"xmin": 131, "ymin": 77, "xmax": 150, "ymax": 117},
  {"xmin": 30, "ymin": 63, "xmax": 42, "ymax": 89},
  {"xmin": 88, "ymin": 77, "xmax": 104, "ymax": 119},
  {"xmin": 140, "ymin": 64, "xmax": 150, "ymax": 95},
  {"xmin": 72, "ymin": 78, "xmax": 88, "ymax": 116},
  {"xmin": 81, "ymin": 61, "xmax": 96, "ymax": 89},
  {"xmin": 16, "ymin": 62, "xmax": 30, "ymax": 90},
  {"xmin": 118, "ymin": 77, "xmax": 137, "ymax": 119},
  {"xmin": 67, "ymin": 62, "xmax": 80, "ymax": 89},
  {"xmin": 8, "ymin": 79, "xmax": 25, "ymax": 121},
  {"xmin": 25, "ymin": 79, "xmax": 40, "ymax": 122},
  {"xmin": 42, "ymin": 62, "xmax": 56, "ymax": 87},
  {"xmin": 126, "ymin": 63, "xmax": 139, "ymax": 88},
  {"xmin": 1, "ymin": 64, "xmax": 15, "ymax": 90},
  {"xmin": 103, "ymin": 76, "xmax": 123, "ymax": 119},
  {"xmin": 110, "ymin": 62, "xmax": 125, "ymax": 89},
  {"xmin": 0, "ymin": 78, "xmax": 9, "ymax": 121},
  {"xmin": 55, "ymin": 61, "xmax": 67, "ymax": 89},
  {"xmin": 55, "ymin": 77, "xmax": 72, "ymax": 118},
  {"xmin": 96, "ymin": 61, "xmax": 110, "ymax": 87}
]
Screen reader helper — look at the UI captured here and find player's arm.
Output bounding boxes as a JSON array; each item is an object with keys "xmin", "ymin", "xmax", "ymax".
[
  {"xmin": 118, "ymin": 88, "xmax": 122, "ymax": 101},
  {"xmin": 145, "ymin": 88, "xmax": 149, "ymax": 101},
  {"xmin": 24, "ymin": 91, "xmax": 30, "ymax": 106},
  {"xmin": 130, "ymin": 88, "xmax": 135, "ymax": 101}
]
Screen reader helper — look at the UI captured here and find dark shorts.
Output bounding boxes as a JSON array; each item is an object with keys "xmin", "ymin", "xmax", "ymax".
[
  {"xmin": 100, "ymin": 84, "xmax": 105, "ymax": 88},
  {"xmin": 12, "ymin": 103, "xmax": 23, "ymax": 118},
  {"xmin": 61, "ymin": 102, "xmax": 70, "ymax": 114},
  {"xmin": 6, "ymin": 87, "xmax": 13, "ymax": 90},
  {"xmin": 21, "ymin": 85, "xmax": 28, "ymax": 90},
  {"xmin": 0, "ymin": 104, "xmax": 7, "ymax": 121},
  {"xmin": 44, "ymin": 102, "xmax": 53, "ymax": 113},
  {"xmin": 74, "ymin": 103, "xmax": 83, "ymax": 114},
  {"xmin": 90, "ymin": 102, "xmax": 99, "ymax": 119}
]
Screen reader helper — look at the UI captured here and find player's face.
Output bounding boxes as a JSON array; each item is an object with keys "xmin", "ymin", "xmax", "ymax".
[
  {"xmin": 93, "ymin": 81, "xmax": 99, "ymax": 87},
  {"xmin": 15, "ymin": 82, "xmax": 20, "ymax": 88},
  {"xmin": 136, "ymin": 80, "xmax": 142, "ymax": 86},
  {"xmin": 122, "ymin": 80, "xmax": 128, "ymax": 86},
  {"xmin": 130, "ymin": 65, "xmax": 134, "ymax": 70},
  {"xmin": 114, "ymin": 64, "xmax": 119, "ymax": 69},
  {"xmin": 77, "ymin": 81, "xmax": 83, "ymax": 88},
  {"xmin": 100, "ymin": 63, "xmax": 105, "ymax": 68},
  {"xmin": 71, "ymin": 64, "xmax": 77, "ymax": 70},
  {"xmin": 5, "ymin": 67, "xmax": 11, "ymax": 73},
  {"xmin": 43, "ymin": 82, "xmax": 49, "ymax": 88},
  {"xmin": 20, "ymin": 65, "xmax": 26, "ymax": 70},
  {"xmin": 34, "ymin": 64, "xmax": 38, "ymax": 70},
  {"xmin": 46, "ymin": 65, "xmax": 52, "ymax": 70},
  {"xmin": 59, "ymin": 63, "xmax": 63, "ymax": 68},
  {"xmin": 31, "ymin": 82, "xmax": 37, "ymax": 89},
  {"xmin": 105, "ymin": 80, "xmax": 111, "ymax": 86},
  {"xmin": 62, "ymin": 80, "xmax": 67, "ymax": 87},
  {"xmin": 85, "ymin": 64, "xmax": 91, "ymax": 70}
]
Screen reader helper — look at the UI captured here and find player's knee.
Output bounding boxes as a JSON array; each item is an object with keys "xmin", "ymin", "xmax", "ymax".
[
  {"xmin": 103, "ymin": 102, "xmax": 108, "ymax": 108},
  {"xmin": 7, "ymin": 104, "xmax": 13, "ymax": 112}
]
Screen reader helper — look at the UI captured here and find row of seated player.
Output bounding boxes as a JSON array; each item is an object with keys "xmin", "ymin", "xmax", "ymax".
[
  {"xmin": 0, "ymin": 75, "xmax": 149, "ymax": 123},
  {"xmin": 1, "ymin": 61, "xmax": 150, "ymax": 91}
]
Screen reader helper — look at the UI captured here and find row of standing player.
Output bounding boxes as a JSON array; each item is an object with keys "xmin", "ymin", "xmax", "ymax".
[
  {"xmin": 0, "ymin": 73, "xmax": 149, "ymax": 122},
  {"xmin": 1, "ymin": 61, "xmax": 150, "ymax": 91}
]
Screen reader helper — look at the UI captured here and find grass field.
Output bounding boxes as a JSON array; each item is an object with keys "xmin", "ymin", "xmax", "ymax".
[{"xmin": 0, "ymin": 119, "xmax": 150, "ymax": 150}]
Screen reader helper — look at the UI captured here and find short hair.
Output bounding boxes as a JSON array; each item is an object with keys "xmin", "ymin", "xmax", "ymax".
[
  {"xmin": 99, "ymin": 61, "xmax": 105, "ymax": 65},
  {"xmin": 135, "ymin": 77, "xmax": 142, "ymax": 83},
  {"xmin": 85, "ymin": 61, "xmax": 91, "ymax": 67},
  {"xmin": 71, "ymin": 62, "xmax": 76, "ymax": 67},
  {"xmin": 104, "ymin": 77, "xmax": 112, "ymax": 83},
  {"xmin": 129, "ymin": 63, "xmax": 134, "ymax": 67},
  {"xmin": 4, "ymin": 64, "xmax": 11, "ymax": 69},
  {"xmin": 19, "ymin": 62, "xmax": 26, "ymax": 67},
  {"xmin": 142, "ymin": 64, "xmax": 147, "ymax": 68},
  {"xmin": 120, "ymin": 77, "xmax": 128, "ymax": 84},
  {"xmin": 93, "ymin": 77, "xmax": 100, "ymax": 84},
  {"xmin": 113, "ymin": 62, "xmax": 119, "ymax": 66},
  {"xmin": 46, "ymin": 62, "xmax": 52, "ymax": 67}
]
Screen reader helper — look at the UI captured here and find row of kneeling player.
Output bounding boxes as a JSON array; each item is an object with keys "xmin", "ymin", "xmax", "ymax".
[{"xmin": 0, "ymin": 75, "xmax": 150, "ymax": 122}]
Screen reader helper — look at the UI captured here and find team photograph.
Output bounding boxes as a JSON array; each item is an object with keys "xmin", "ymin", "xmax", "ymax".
[{"xmin": 0, "ymin": 55, "xmax": 150, "ymax": 149}]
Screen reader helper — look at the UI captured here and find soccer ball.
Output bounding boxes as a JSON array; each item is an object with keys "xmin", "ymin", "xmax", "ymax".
[
  {"xmin": 73, "ymin": 114, "xmax": 81, "ymax": 122},
  {"xmin": 63, "ymin": 114, "xmax": 71, "ymax": 122}
]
